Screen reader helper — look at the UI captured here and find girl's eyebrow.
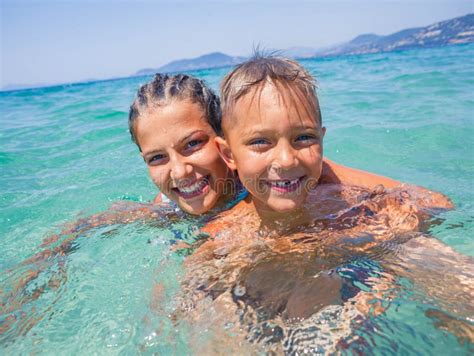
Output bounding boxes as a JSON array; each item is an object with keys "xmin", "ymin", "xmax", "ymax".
[
  {"xmin": 142, "ymin": 130, "xmax": 207, "ymax": 157},
  {"xmin": 177, "ymin": 129, "xmax": 207, "ymax": 145}
]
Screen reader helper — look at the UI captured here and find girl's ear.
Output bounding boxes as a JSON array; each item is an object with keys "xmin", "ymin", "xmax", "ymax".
[{"xmin": 215, "ymin": 137, "xmax": 237, "ymax": 170}]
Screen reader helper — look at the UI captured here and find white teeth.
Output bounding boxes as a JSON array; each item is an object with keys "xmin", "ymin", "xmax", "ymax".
[
  {"xmin": 269, "ymin": 178, "xmax": 300, "ymax": 187},
  {"xmin": 178, "ymin": 177, "xmax": 208, "ymax": 193}
]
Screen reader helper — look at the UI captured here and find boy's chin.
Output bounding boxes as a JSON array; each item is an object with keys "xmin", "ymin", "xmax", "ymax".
[{"xmin": 266, "ymin": 197, "xmax": 305, "ymax": 213}]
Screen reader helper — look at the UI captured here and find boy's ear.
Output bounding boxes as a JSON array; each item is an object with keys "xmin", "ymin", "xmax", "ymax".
[
  {"xmin": 215, "ymin": 136, "xmax": 237, "ymax": 171},
  {"xmin": 322, "ymin": 126, "xmax": 326, "ymax": 139}
]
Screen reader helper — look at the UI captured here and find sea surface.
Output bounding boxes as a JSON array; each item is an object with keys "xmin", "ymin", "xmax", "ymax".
[{"xmin": 1, "ymin": 44, "xmax": 473, "ymax": 354}]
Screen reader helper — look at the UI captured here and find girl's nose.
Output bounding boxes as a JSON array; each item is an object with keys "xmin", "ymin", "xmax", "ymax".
[{"xmin": 170, "ymin": 157, "xmax": 192, "ymax": 181}]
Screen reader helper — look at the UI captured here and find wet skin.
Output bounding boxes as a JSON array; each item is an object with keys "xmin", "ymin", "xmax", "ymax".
[
  {"xmin": 134, "ymin": 100, "xmax": 231, "ymax": 215},
  {"xmin": 217, "ymin": 82, "xmax": 326, "ymax": 217}
]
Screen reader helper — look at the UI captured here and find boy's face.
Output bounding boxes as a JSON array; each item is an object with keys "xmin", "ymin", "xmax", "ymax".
[{"xmin": 219, "ymin": 83, "xmax": 325, "ymax": 213}]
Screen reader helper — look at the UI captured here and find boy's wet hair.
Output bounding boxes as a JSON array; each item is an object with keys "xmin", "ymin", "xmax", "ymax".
[
  {"xmin": 220, "ymin": 54, "xmax": 321, "ymax": 128},
  {"xmin": 128, "ymin": 74, "xmax": 221, "ymax": 149}
]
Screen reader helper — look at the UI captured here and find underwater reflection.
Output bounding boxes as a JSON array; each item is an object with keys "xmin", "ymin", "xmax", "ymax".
[{"xmin": 168, "ymin": 185, "xmax": 473, "ymax": 354}]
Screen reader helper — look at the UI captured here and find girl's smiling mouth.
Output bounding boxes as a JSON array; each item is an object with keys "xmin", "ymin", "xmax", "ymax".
[
  {"xmin": 173, "ymin": 175, "xmax": 211, "ymax": 199},
  {"xmin": 263, "ymin": 176, "xmax": 306, "ymax": 194}
]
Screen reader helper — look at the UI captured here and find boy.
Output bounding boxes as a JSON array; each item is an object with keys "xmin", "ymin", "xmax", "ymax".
[
  {"xmin": 177, "ymin": 55, "xmax": 470, "ymax": 353},
  {"xmin": 205, "ymin": 55, "xmax": 451, "ymax": 234}
]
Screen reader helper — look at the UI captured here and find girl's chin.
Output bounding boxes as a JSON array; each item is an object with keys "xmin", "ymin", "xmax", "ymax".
[{"xmin": 179, "ymin": 191, "xmax": 219, "ymax": 215}]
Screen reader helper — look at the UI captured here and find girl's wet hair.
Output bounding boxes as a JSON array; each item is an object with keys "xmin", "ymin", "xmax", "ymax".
[
  {"xmin": 220, "ymin": 54, "xmax": 321, "ymax": 127},
  {"xmin": 128, "ymin": 73, "xmax": 222, "ymax": 149}
]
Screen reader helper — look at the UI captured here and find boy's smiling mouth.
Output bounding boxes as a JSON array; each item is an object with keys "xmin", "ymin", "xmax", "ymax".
[
  {"xmin": 173, "ymin": 175, "xmax": 211, "ymax": 199},
  {"xmin": 264, "ymin": 176, "xmax": 306, "ymax": 193}
]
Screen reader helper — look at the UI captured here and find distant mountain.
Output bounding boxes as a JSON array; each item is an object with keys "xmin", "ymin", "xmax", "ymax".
[
  {"xmin": 317, "ymin": 13, "xmax": 473, "ymax": 57},
  {"xmin": 4, "ymin": 14, "xmax": 472, "ymax": 91},
  {"xmin": 133, "ymin": 14, "xmax": 473, "ymax": 78},
  {"xmin": 349, "ymin": 34, "xmax": 384, "ymax": 46},
  {"xmin": 136, "ymin": 52, "xmax": 246, "ymax": 76}
]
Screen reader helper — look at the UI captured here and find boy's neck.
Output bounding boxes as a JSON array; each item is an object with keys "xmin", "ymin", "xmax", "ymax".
[{"xmin": 250, "ymin": 198, "xmax": 310, "ymax": 235}]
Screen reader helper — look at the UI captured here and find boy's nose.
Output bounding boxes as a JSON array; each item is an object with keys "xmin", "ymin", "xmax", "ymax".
[{"xmin": 273, "ymin": 141, "xmax": 297, "ymax": 169}]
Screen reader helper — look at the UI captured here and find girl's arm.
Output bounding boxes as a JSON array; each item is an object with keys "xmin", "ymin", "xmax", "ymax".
[
  {"xmin": 34, "ymin": 200, "xmax": 178, "ymax": 255},
  {"xmin": 388, "ymin": 236, "xmax": 474, "ymax": 344},
  {"xmin": 321, "ymin": 158, "xmax": 453, "ymax": 210},
  {"xmin": 2, "ymin": 201, "xmax": 179, "ymax": 328},
  {"xmin": 321, "ymin": 158, "xmax": 401, "ymax": 189}
]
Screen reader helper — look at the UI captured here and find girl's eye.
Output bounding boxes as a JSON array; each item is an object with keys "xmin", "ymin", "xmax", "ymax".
[
  {"xmin": 148, "ymin": 154, "xmax": 166, "ymax": 165},
  {"xmin": 186, "ymin": 139, "xmax": 203, "ymax": 148},
  {"xmin": 184, "ymin": 139, "xmax": 205, "ymax": 152}
]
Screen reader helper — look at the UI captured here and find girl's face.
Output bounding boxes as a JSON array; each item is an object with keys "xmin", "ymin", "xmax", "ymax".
[
  {"xmin": 218, "ymin": 83, "xmax": 325, "ymax": 214},
  {"xmin": 134, "ymin": 100, "xmax": 230, "ymax": 215}
]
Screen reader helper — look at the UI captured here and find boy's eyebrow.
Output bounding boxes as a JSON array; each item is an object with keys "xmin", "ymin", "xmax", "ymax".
[
  {"xmin": 239, "ymin": 127, "xmax": 268, "ymax": 136},
  {"xmin": 296, "ymin": 125, "xmax": 321, "ymax": 131},
  {"xmin": 237, "ymin": 127, "xmax": 277, "ymax": 138},
  {"xmin": 239, "ymin": 125, "xmax": 320, "ymax": 137}
]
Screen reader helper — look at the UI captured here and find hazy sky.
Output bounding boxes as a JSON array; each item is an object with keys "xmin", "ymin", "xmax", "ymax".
[{"xmin": 1, "ymin": 0, "xmax": 472, "ymax": 88}]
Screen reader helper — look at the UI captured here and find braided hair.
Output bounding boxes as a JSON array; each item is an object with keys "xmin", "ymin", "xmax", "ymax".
[{"xmin": 128, "ymin": 74, "xmax": 222, "ymax": 149}]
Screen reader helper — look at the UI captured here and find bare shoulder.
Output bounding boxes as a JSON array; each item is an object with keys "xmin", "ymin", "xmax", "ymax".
[
  {"xmin": 189, "ymin": 198, "xmax": 259, "ymax": 263},
  {"xmin": 200, "ymin": 197, "xmax": 257, "ymax": 237}
]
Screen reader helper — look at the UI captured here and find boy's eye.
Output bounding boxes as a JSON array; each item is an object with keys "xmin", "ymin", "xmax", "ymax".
[
  {"xmin": 295, "ymin": 134, "xmax": 317, "ymax": 143},
  {"xmin": 249, "ymin": 138, "xmax": 270, "ymax": 147}
]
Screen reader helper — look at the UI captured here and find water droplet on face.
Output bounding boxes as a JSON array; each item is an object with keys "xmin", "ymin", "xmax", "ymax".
[
  {"xmin": 224, "ymin": 321, "xmax": 234, "ymax": 330},
  {"xmin": 233, "ymin": 284, "xmax": 246, "ymax": 297}
]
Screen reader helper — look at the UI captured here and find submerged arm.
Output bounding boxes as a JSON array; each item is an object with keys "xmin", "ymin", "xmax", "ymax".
[
  {"xmin": 389, "ymin": 236, "xmax": 474, "ymax": 344},
  {"xmin": 18, "ymin": 201, "xmax": 177, "ymax": 271},
  {"xmin": 40, "ymin": 200, "xmax": 171, "ymax": 248},
  {"xmin": 393, "ymin": 237, "xmax": 474, "ymax": 315},
  {"xmin": 1, "ymin": 200, "xmax": 178, "ymax": 331}
]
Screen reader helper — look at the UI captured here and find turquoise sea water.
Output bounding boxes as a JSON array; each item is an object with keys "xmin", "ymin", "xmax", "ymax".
[{"xmin": 1, "ymin": 44, "xmax": 473, "ymax": 354}]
